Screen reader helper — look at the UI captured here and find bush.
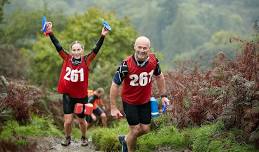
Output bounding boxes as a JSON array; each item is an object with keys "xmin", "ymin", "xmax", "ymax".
[
  {"xmin": 0, "ymin": 115, "xmax": 62, "ymax": 142},
  {"xmin": 3, "ymin": 80, "xmax": 43, "ymax": 123},
  {"xmin": 92, "ymin": 120, "xmax": 257, "ymax": 152},
  {"xmin": 91, "ymin": 120, "xmax": 128, "ymax": 151}
]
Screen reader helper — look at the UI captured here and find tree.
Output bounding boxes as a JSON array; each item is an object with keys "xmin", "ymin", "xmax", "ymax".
[
  {"xmin": 0, "ymin": 0, "xmax": 8, "ymax": 23},
  {"xmin": 0, "ymin": 0, "xmax": 8, "ymax": 40},
  {"xmin": 28, "ymin": 8, "xmax": 137, "ymax": 91},
  {"xmin": 1, "ymin": 8, "xmax": 66, "ymax": 48}
]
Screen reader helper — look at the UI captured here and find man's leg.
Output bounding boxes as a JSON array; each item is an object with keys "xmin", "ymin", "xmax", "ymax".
[
  {"xmin": 100, "ymin": 112, "xmax": 107, "ymax": 127},
  {"xmin": 138, "ymin": 102, "xmax": 151, "ymax": 137},
  {"xmin": 138, "ymin": 124, "xmax": 150, "ymax": 137},
  {"xmin": 91, "ymin": 113, "xmax": 97, "ymax": 121},
  {"xmin": 125, "ymin": 124, "xmax": 150, "ymax": 152},
  {"xmin": 126, "ymin": 101, "xmax": 151, "ymax": 151},
  {"xmin": 126, "ymin": 125, "xmax": 141, "ymax": 152},
  {"xmin": 94, "ymin": 107, "xmax": 107, "ymax": 127}
]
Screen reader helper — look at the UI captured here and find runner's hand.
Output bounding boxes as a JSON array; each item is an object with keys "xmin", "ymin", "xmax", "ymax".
[
  {"xmin": 111, "ymin": 107, "xmax": 123, "ymax": 119},
  {"xmin": 101, "ymin": 27, "xmax": 109, "ymax": 36},
  {"xmin": 46, "ymin": 22, "xmax": 52, "ymax": 34},
  {"xmin": 161, "ymin": 97, "xmax": 170, "ymax": 106}
]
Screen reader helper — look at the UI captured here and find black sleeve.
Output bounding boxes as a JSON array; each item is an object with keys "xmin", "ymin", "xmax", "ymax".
[
  {"xmin": 92, "ymin": 35, "xmax": 105, "ymax": 54},
  {"xmin": 112, "ymin": 61, "xmax": 128, "ymax": 85},
  {"xmin": 154, "ymin": 58, "xmax": 162, "ymax": 76},
  {"xmin": 49, "ymin": 33, "xmax": 63, "ymax": 52}
]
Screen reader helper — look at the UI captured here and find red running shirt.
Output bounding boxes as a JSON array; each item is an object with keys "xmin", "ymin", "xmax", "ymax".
[
  {"xmin": 122, "ymin": 54, "xmax": 158, "ymax": 105},
  {"xmin": 57, "ymin": 51, "xmax": 95, "ymax": 98}
]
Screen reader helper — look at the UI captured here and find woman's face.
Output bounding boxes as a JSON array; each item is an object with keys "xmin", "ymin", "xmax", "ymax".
[{"xmin": 71, "ymin": 43, "xmax": 83, "ymax": 59}]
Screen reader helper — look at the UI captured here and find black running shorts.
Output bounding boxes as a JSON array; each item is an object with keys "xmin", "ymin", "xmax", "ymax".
[
  {"xmin": 85, "ymin": 107, "xmax": 105, "ymax": 123},
  {"xmin": 122, "ymin": 101, "xmax": 151, "ymax": 126},
  {"xmin": 63, "ymin": 94, "xmax": 88, "ymax": 118}
]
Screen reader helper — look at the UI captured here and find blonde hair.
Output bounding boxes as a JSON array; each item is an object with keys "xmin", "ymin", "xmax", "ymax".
[{"xmin": 70, "ymin": 40, "xmax": 84, "ymax": 50}]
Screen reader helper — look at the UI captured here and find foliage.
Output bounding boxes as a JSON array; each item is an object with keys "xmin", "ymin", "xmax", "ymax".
[
  {"xmin": 0, "ymin": 3, "xmax": 67, "ymax": 79},
  {"xmin": 3, "ymin": 80, "xmax": 43, "ymax": 123},
  {"xmin": 28, "ymin": 8, "xmax": 137, "ymax": 90},
  {"xmin": 91, "ymin": 119, "xmax": 257, "ymax": 152},
  {"xmin": 3, "ymin": 0, "xmax": 258, "ymax": 69},
  {"xmin": 1, "ymin": 8, "xmax": 66, "ymax": 48},
  {"xmin": 153, "ymin": 37, "xmax": 259, "ymax": 147},
  {"xmin": 0, "ymin": 140, "xmax": 36, "ymax": 152},
  {"xmin": 91, "ymin": 120, "xmax": 128, "ymax": 151},
  {"xmin": 0, "ymin": 115, "xmax": 62, "ymax": 152},
  {"xmin": 0, "ymin": 115, "xmax": 62, "ymax": 141},
  {"xmin": 0, "ymin": 0, "xmax": 8, "ymax": 35},
  {"xmin": 173, "ymin": 31, "xmax": 241, "ymax": 69},
  {"xmin": 0, "ymin": 44, "xmax": 28, "ymax": 78},
  {"xmin": 91, "ymin": 0, "xmax": 257, "ymax": 64}
]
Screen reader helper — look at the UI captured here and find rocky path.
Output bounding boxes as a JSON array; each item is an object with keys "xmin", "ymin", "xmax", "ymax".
[{"xmin": 34, "ymin": 137, "xmax": 100, "ymax": 152}]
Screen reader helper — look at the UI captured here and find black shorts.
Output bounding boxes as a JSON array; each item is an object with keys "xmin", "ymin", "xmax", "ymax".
[
  {"xmin": 63, "ymin": 94, "xmax": 88, "ymax": 118},
  {"xmin": 123, "ymin": 101, "xmax": 151, "ymax": 126},
  {"xmin": 85, "ymin": 107, "xmax": 104, "ymax": 123},
  {"xmin": 93, "ymin": 107, "xmax": 104, "ymax": 116}
]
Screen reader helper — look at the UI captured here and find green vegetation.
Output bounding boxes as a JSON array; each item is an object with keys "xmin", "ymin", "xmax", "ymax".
[
  {"xmin": 0, "ymin": 115, "xmax": 62, "ymax": 145},
  {"xmin": 1, "ymin": 0, "xmax": 258, "ymax": 80},
  {"xmin": 92, "ymin": 116, "xmax": 257, "ymax": 152},
  {"xmin": 0, "ymin": 0, "xmax": 258, "ymax": 151},
  {"xmin": 25, "ymin": 8, "xmax": 137, "ymax": 91},
  {"xmin": 91, "ymin": 120, "xmax": 128, "ymax": 151}
]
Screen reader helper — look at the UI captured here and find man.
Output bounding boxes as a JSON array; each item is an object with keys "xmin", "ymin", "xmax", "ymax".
[
  {"xmin": 86, "ymin": 88, "xmax": 107, "ymax": 127},
  {"xmin": 110, "ymin": 36, "xmax": 169, "ymax": 152},
  {"xmin": 45, "ymin": 22, "xmax": 109, "ymax": 146}
]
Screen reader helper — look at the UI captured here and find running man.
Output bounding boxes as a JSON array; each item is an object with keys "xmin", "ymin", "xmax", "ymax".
[
  {"xmin": 110, "ymin": 36, "xmax": 169, "ymax": 152},
  {"xmin": 86, "ymin": 88, "xmax": 107, "ymax": 127}
]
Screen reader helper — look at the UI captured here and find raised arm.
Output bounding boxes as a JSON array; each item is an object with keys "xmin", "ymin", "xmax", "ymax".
[
  {"xmin": 46, "ymin": 22, "xmax": 68, "ymax": 60},
  {"xmin": 84, "ymin": 27, "xmax": 109, "ymax": 65}
]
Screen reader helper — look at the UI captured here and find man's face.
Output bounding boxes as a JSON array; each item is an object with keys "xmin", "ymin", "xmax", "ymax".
[
  {"xmin": 134, "ymin": 37, "xmax": 150, "ymax": 61},
  {"xmin": 71, "ymin": 43, "xmax": 83, "ymax": 59}
]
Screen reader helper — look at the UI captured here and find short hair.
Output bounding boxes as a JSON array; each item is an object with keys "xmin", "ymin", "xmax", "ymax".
[
  {"xmin": 134, "ymin": 36, "xmax": 151, "ymax": 48},
  {"xmin": 70, "ymin": 40, "xmax": 84, "ymax": 50},
  {"xmin": 95, "ymin": 87, "xmax": 105, "ymax": 96}
]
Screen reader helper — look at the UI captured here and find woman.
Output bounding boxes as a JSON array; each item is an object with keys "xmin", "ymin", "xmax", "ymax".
[{"xmin": 45, "ymin": 21, "xmax": 109, "ymax": 146}]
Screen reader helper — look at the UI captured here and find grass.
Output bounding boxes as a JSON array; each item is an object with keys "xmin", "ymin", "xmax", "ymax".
[
  {"xmin": 0, "ymin": 115, "xmax": 63, "ymax": 145},
  {"xmin": 0, "ymin": 114, "xmax": 257, "ymax": 151},
  {"xmin": 91, "ymin": 119, "xmax": 128, "ymax": 151},
  {"xmin": 91, "ymin": 115, "xmax": 258, "ymax": 152}
]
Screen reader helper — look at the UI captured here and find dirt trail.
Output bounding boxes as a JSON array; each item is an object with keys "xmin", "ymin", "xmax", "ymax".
[{"xmin": 34, "ymin": 137, "xmax": 100, "ymax": 152}]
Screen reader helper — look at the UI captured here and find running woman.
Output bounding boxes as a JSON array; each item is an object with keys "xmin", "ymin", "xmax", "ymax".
[{"xmin": 45, "ymin": 21, "xmax": 109, "ymax": 146}]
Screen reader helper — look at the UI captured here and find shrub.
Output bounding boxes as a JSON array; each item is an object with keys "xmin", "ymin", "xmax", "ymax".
[{"xmin": 91, "ymin": 120, "xmax": 128, "ymax": 151}]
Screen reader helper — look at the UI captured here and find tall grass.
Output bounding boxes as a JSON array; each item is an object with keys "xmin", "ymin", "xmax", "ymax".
[
  {"xmin": 0, "ymin": 115, "xmax": 62, "ymax": 144},
  {"xmin": 91, "ymin": 116, "xmax": 257, "ymax": 152}
]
